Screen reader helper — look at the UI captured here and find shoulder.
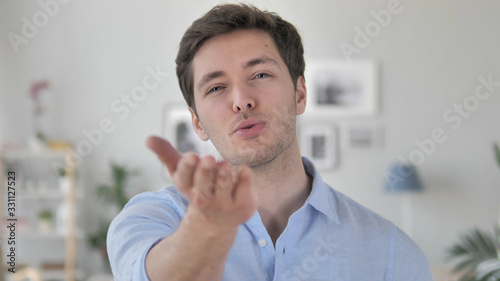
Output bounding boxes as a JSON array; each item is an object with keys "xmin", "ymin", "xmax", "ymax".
[
  {"xmin": 324, "ymin": 186, "xmax": 432, "ymax": 278},
  {"xmin": 325, "ymin": 184, "xmax": 396, "ymax": 231},
  {"xmin": 304, "ymin": 156, "xmax": 397, "ymax": 234},
  {"xmin": 318, "ymin": 183, "xmax": 418, "ymax": 249}
]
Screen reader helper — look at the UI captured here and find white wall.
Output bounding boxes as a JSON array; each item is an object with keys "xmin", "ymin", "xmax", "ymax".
[{"xmin": 1, "ymin": 0, "xmax": 500, "ymax": 269}]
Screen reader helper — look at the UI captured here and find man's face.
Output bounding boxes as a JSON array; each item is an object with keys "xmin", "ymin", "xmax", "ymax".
[{"xmin": 190, "ymin": 29, "xmax": 307, "ymax": 167}]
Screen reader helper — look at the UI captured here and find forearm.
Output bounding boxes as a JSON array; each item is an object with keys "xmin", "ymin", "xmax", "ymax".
[
  {"xmin": 145, "ymin": 208, "xmax": 239, "ymax": 281},
  {"xmin": 144, "ymin": 137, "xmax": 255, "ymax": 281}
]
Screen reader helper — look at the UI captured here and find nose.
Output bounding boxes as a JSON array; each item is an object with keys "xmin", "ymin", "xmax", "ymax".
[{"xmin": 232, "ymin": 84, "xmax": 255, "ymax": 113}]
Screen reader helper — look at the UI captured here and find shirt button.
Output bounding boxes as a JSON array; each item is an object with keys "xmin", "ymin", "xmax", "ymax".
[{"xmin": 258, "ymin": 239, "xmax": 267, "ymax": 247}]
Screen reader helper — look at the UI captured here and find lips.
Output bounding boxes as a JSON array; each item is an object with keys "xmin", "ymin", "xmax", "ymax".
[{"xmin": 233, "ymin": 119, "xmax": 265, "ymax": 137}]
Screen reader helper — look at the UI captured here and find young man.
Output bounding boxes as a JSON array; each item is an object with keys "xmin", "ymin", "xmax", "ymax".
[{"xmin": 107, "ymin": 4, "xmax": 433, "ymax": 281}]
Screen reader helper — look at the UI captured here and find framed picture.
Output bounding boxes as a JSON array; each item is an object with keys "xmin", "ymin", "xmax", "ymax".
[
  {"xmin": 347, "ymin": 125, "xmax": 384, "ymax": 150},
  {"xmin": 162, "ymin": 104, "xmax": 218, "ymax": 157},
  {"xmin": 304, "ymin": 60, "xmax": 377, "ymax": 117},
  {"xmin": 300, "ymin": 123, "xmax": 338, "ymax": 170}
]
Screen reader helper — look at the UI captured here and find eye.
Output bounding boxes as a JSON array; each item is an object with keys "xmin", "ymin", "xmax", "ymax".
[
  {"xmin": 254, "ymin": 73, "xmax": 270, "ymax": 79},
  {"xmin": 207, "ymin": 86, "xmax": 225, "ymax": 94}
]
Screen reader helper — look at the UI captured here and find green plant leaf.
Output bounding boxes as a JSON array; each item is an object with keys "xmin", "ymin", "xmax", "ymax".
[
  {"xmin": 447, "ymin": 226, "xmax": 500, "ymax": 280},
  {"xmin": 36, "ymin": 131, "xmax": 47, "ymax": 142},
  {"xmin": 38, "ymin": 209, "xmax": 53, "ymax": 220},
  {"xmin": 494, "ymin": 143, "xmax": 500, "ymax": 169},
  {"xmin": 90, "ymin": 162, "xmax": 138, "ymax": 252},
  {"xmin": 476, "ymin": 259, "xmax": 500, "ymax": 281},
  {"xmin": 88, "ymin": 220, "xmax": 110, "ymax": 249}
]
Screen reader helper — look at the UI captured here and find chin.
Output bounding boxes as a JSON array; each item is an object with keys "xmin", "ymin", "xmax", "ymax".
[
  {"xmin": 222, "ymin": 146, "xmax": 284, "ymax": 168},
  {"xmin": 215, "ymin": 130, "xmax": 296, "ymax": 167}
]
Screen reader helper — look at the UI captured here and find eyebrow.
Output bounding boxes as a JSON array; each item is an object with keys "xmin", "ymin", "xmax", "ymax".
[
  {"xmin": 196, "ymin": 55, "xmax": 281, "ymax": 91},
  {"xmin": 197, "ymin": 71, "xmax": 225, "ymax": 91},
  {"xmin": 243, "ymin": 55, "xmax": 281, "ymax": 69}
]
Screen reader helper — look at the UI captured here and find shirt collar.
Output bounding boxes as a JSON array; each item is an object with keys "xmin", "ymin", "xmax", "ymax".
[{"xmin": 302, "ymin": 156, "xmax": 340, "ymax": 224}]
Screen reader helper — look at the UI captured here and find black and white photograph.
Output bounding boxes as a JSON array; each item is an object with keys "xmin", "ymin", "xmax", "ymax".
[
  {"xmin": 163, "ymin": 105, "xmax": 218, "ymax": 157},
  {"xmin": 305, "ymin": 60, "xmax": 377, "ymax": 117},
  {"xmin": 300, "ymin": 123, "xmax": 338, "ymax": 170}
]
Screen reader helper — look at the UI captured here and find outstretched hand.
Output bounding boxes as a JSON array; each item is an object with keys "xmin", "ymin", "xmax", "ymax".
[{"xmin": 146, "ymin": 136, "xmax": 256, "ymax": 227}]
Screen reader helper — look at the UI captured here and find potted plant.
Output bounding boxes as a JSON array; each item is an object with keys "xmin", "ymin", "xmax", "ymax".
[
  {"xmin": 57, "ymin": 167, "xmax": 69, "ymax": 194},
  {"xmin": 28, "ymin": 80, "xmax": 49, "ymax": 152},
  {"xmin": 495, "ymin": 143, "xmax": 500, "ymax": 169},
  {"xmin": 38, "ymin": 209, "xmax": 53, "ymax": 234},
  {"xmin": 447, "ymin": 143, "xmax": 500, "ymax": 280},
  {"xmin": 447, "ymin": 227, "xmax": 500, "ymax": 281},
  {"xmin": 88, "ymin": 162, "xmax": 137, "ymax": 273}
]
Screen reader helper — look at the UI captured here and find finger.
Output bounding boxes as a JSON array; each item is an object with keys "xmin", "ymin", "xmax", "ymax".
[
  {"xmin": 233, "ymin": 166, "xmax": 253, "ymax": 203},
  {"xmin": 173, "ymin": 153, "xmax": 199, "ymax": 197},
  {"xmin": 215, "ymin": 161, "xmax": 234, "ymax": 200},
  {"xmin": 192, "ymin": 188, "xmax": 210, "ymax": 209},
  {"xmin": 193, "ymin": 155, "xmax": 217, "ymax": 201},
  {"xmin": 146, "ymin": 136, "xmax": 181, "ymax": 176}
]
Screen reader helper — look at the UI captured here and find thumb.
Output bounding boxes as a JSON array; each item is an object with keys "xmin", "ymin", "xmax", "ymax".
[{"xmin": 146, "ymin": 136, "xmax": 182, "ymax": 176}]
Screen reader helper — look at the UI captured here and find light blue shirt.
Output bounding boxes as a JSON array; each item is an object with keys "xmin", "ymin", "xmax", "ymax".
[{"xmin": 107, "ymin": 157, "xmax": 433, "ymax": 281}]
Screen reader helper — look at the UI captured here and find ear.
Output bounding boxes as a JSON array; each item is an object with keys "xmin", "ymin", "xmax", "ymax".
[
  {"xmin": 189, "ymin": 107, "xmax": 209, "ymax": 141},
  {"xmin": 295, "ymin": 76, "xmax": 307, "ymax": 115}
]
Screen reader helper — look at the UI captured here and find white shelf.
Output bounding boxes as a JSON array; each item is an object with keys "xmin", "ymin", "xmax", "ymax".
[
  {"xmin": 4, "ymin": 268, "xmax": 86, "ymax": 281},
  {"xmin": 1, "ymin": 149, "xmax": 81, "ymax": 281},
  {"xmin": 8, "ymin": 189, "xmax": 84, "ymax": 200},
  {"xmin": 2, "ymin": 230, "xmax": 85, "ymax": 240},
  {"xmin": 1, "ymin": 149, "xmax": 67, "ymax": 160},
  {"xmin": 20, "ymin": 230, "xmax": 85, "ymax": 240},
  {"xmin": 42, "ymin": 268, "xmax": 85, "ymax": 280}
]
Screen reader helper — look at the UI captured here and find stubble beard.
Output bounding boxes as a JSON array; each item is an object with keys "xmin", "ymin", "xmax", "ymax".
[{"xmin": 201, "ymin": 105, "xmax": 297, "ymax": 169}]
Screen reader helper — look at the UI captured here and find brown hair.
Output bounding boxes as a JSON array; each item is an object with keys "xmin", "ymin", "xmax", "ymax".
[{"xmin": 175, "ymin": 4, "xmax": 305, "ymax": 115}]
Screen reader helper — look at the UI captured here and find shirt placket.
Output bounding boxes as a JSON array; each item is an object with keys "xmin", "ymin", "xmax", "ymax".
[
  {"xmin": 273, "ymin": 206, "xmax": 306, "ymax": 281},
  {"xmin": 245, "ymin": 211, "xmax": 276, "ymax": 281}
]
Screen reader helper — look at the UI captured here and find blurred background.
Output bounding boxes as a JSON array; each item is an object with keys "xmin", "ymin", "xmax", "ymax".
[{"xmin": 1, "ymin": 0, "xmax": 499, "ymax": 280}]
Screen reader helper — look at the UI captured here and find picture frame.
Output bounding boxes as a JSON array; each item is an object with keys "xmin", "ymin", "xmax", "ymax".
[
  {"xmin": 347, "ymin": 124, "xmax": 384, "ymax": 150},
  {"xmin": 162, "ymin": 104, "xmax": 218, "ymax": 157},
  {"xmin": 304, "ymin": 60, "xmax": 377, "ymax": 117},
  {"xmin": 299, "ymin": 123, "xmax": 338, "ymax": 170}
]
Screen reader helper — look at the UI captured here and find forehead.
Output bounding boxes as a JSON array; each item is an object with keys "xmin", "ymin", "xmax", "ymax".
[{"xmin": 192, "ymin": 29, "xmax": 283, "ymax": 80}]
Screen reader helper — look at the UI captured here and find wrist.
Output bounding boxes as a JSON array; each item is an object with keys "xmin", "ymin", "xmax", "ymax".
[{"xmin": 183, "ymin": 206, "xmax": 240, "ymax": 237}]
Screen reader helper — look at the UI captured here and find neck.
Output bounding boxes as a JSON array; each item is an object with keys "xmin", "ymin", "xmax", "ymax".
[
  {"xmin": 245, "ymin": 138, "xmax": 312, "ymax": 244},
  {"xmin": 252, "ymin": 140, "xmax": 310, "ymax": 209}
]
